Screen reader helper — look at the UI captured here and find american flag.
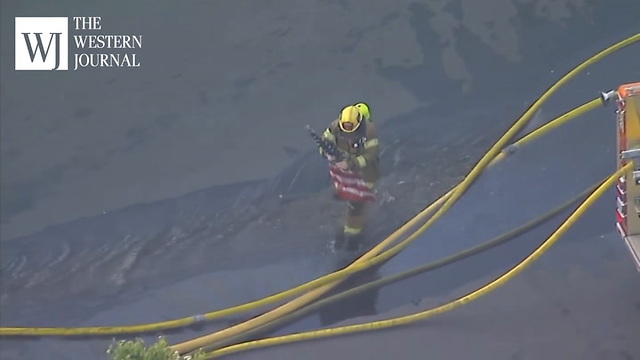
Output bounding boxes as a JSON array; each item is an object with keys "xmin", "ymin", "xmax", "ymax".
[{"xmin": 328, "ymin": 163, "xmax": 376, "ymax": 203}]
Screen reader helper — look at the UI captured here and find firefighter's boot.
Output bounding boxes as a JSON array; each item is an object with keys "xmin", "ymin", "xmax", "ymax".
[
  {"xmin": 331, "ymin": 227, "xmax": 347, "ymax": 251},
  {"xmin": 344, "ymin": 232, "xmax": 364, "ymax": 252},
  {"xmin": 343, "ymin": 200, "xmax": 367, "ymax": 251}
]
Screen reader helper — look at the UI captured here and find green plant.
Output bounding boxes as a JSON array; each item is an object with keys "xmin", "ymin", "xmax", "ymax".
[{"xmin": 106, "ymin": 337, "xmax": 205, "ymax": 360}]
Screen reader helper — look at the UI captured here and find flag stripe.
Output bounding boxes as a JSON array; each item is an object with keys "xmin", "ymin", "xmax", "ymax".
[{"xmin": 328, "ymin": 164, "xmax": 376, "ymax": 202}]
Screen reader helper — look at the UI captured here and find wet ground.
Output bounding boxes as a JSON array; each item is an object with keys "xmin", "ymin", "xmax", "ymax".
[{"xmin": 2, "ymin": 1, "xmax": 640, "ymax": 359}]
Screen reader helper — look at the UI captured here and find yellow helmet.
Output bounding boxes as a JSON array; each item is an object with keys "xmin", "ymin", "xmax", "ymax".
[{"xmin": 339, "ymin": 104, "xmax": 364, "ymax": 133}]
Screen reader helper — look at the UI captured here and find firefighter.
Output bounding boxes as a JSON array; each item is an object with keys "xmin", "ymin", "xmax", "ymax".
[{"xmin": 318, "ymin": 102, "xmax": 380, "ymax": 251}]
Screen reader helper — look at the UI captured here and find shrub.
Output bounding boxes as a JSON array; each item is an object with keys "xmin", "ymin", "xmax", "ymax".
[{"xmin": 106, "ymin": 337, "xmax": 205, "ymax": 360}]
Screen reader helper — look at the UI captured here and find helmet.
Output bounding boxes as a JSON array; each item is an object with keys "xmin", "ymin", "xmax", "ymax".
[
  {"xmin": 339, "ymin": 105, "xmax": 363, "ymax": 133},
  {"xmin": 354, "ymin": 102, "xmax": 371, "ymax": 121}
]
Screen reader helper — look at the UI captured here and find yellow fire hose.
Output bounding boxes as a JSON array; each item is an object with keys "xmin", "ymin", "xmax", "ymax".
[
  {"xmin": 170, "ymin": 33, "xmax": 640, "ymax": 355},
  {"xmin": 0, "ymin": 32, "xmax": 636, "ymax": 341},
  {"xmin": 196, "ymin": 178, "xmax": 602, "ymax": 352},
  {"xmin": 203, "ymin": 164, "xmax": 630, "ymax": 359}
]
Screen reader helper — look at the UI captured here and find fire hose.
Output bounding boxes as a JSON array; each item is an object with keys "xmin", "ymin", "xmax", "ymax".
[{"xmin": 203, "ymin": 164, "xmax": 629, "ymax": 359}]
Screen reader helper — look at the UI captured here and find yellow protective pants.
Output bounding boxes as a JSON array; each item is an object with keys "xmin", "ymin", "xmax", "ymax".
[{"xmin": 342, "ymin": 181, "xmax": 375, "ymax": 237}]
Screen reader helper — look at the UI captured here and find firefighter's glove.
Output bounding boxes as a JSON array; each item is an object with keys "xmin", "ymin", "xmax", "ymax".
[{"xmin": 326, "ymin": 150, "xmax": 349, "ymax": 163}]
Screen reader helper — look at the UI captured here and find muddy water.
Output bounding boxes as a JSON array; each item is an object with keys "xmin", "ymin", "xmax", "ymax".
[{"xmin": 1, "ymin": 0, "xmax": 640, "ymax": 359}]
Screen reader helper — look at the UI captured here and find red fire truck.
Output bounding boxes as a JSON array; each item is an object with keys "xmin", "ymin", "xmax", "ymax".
[{"xmin": 603, "ymin": 82, "xmax": 640, "ymax": 272}]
